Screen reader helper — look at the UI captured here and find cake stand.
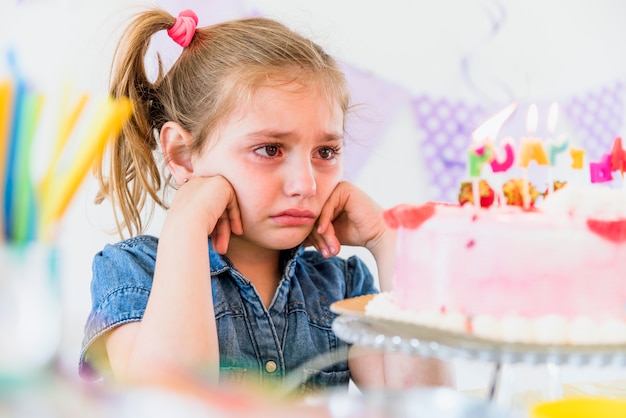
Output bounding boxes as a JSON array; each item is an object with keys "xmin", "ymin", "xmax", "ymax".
[{"xmin": 331, "ymin": 295, "xmax": 626, "ymax": 402}]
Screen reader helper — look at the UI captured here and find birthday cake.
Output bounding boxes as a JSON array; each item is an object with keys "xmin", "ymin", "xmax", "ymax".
[{"xmin": 367, "ymin": 183, "xmax": 626, "ymax": 345}]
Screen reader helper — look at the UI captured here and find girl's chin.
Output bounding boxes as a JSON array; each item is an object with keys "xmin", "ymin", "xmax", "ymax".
[
  {"xmin": 269, "ymin": 236, "xmax": 309, "ymax": 250},
  {"xmin": 237, "ymin": 230, "xmax": 311, "ymax": 251}
]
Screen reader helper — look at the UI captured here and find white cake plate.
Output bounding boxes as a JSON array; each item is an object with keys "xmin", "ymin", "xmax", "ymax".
[{"xmin": 331, "ymin": 295, "xmax": 626, "ymax": 401}]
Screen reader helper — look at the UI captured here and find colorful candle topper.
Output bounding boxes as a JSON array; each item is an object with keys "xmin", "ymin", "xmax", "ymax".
[
  {"xmin": 518, "ymin": 105, "xmax": 548, "ymax": 168},
  {"xmin": 544, "ymin": 102, "xmax": 569, "ymax": 194},
  {"xmin": 546, "ymin": 103, "xmax": 569, "ymax": 166},
  {"xmin": 468, "ymin": 144, "xmax": 493, "ymax": 177},
  {"xmin": 590, "ymin": 153, "xmax": 613, "ymax": 183},
  {"xmin": 518, "ymin": 104, "xmax": 548, "ymax": 209},
  {"xmin": 610, "ymin": 137, "xmax": 626, "ymax": 174},
  {"xmin": 468, "ymin": 102, "xmax": 517, "ymax": 207},
  {"xmin": 569, "ymin": 147, "xmax": 585, "ymax": 169},
  {"xmin": 490, "ymin": 138, "xmax": 515, "ymax": 173}
]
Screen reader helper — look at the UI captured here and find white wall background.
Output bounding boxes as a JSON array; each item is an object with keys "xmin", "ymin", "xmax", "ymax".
[{"xmin": 2, "ymin": 0, "xmax": 626, "ymax": 395}]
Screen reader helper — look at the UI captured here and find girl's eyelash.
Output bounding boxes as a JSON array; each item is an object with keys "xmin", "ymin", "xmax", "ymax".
[
  {"xmin": 320, "ymin": 145, "xmax": 342, "ymax": 158},
  {"xmin": 253, "ymin": 143, "xmax": 342, "ymax": 158},
  {"xmin": 253, "ymin": 142, "xmax": 281, "ymax": 152},
  {"xmin": 254, "ymin": 142, "xmax": 279, "ymax": 148}
]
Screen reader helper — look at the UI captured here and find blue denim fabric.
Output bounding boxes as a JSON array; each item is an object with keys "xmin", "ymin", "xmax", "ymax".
[{"xmin": 79, "ymin": 235, "xmax": 378, "ymax": 394}]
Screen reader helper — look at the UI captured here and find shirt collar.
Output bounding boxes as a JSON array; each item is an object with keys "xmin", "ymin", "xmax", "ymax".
[{"xmin": 208, "ymin": 239, "xmax": 304, "ymax": 277}]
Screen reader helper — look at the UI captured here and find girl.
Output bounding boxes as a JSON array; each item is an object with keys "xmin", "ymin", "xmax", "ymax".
[{"xmin": 79, "ymin": 8, "xmax": 451, "ymax": 395}]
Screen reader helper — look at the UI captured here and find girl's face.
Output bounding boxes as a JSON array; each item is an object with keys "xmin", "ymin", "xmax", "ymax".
[{"xmin": 191, "ymin": 82, "xmax": 344, "ymax": 251}]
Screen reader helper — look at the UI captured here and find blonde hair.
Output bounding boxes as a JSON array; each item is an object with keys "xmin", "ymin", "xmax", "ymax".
[{"xmin": 95, "ymin": 8, "xmax": 350, "ymax": 239}]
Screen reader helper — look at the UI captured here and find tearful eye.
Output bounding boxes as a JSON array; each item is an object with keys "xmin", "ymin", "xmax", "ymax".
[
  {"xmin": 319, "ymin": 148, "xmax": 332, "ymax": 159},
  {"xmin": 265, "ymin": 145, "xmax": 279, "ymax": 157},
  {"xmin": 318, "ymin": 147, "xmax": 339, "ymax": 160},
  {"xmin": 256, "ymin": 144, "xmax": 280, "ymax": 157}
]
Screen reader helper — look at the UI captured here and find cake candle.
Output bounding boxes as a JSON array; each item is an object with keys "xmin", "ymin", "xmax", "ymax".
[
  {"xmin": 609, "ymin": 137, "xmax": 626, "ymax": 188},
  {"xmin": 518, "ymin": 104, "xmax": 548, "ymax": 209},
  {"xmin": 589, "ymin": 153, "xmax": 613, "ymax": 183},
  {"xmin": 569, "ymin": 148, "xmax": 585, "ymax": 169},
  {"xmin": 489, "ymin": 138, "xmax": 515, "ymax": 205},
  {"xmin": 470, "ymin": 102, "xmax": 517, "ymax": 207},
  {"xmin": 546, "ymin": 103, "xmax": 569, "ymax": 195},
  {"xmin": 467, "ymin": 144, "xmax": 492, "ymax": 207}
]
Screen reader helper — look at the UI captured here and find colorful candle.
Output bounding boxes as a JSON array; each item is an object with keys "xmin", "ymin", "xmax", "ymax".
[
  {"xmin": 518, "ymin": 138, "xmax": 549, "ymax": 168},
  {"xmin": 570, "ymin": 147, "xmax": 585, "ymax": 169},
  {"xmin": 545, "ymin": 103, "xmax": 569, "ymax": 194},
  {"xmin": 589, "ymin": 153, "xmax": 613, "ymax": 183},
  {"xmin": 468, "ymin": 144, "xmax": 493, "ymax": 207},
  {"xmin": 610, "ymin": 137, "xmax": 626, "ymax": 174},
  {"xmin": 469, "ymin": 101, "xmax": 517, "ymax": 207},
  {"xmin": 468, "ymin": 144, "xmax": 493, "ymax": 177},
  {"xmin": 518, "ymin": 104, "xmax": 547, "ymax": 209},
  {"xmin": 490, "ymin": 139, "xmax": 515, "ymax": 173},
  {"xmin": 547, "ymin": 104, "xmax": 569, "ymax": 165}
]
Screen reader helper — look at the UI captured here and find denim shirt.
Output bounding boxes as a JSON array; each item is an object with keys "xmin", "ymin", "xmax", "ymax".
[{"xmin": 79, "ymin": 235, "xmax": 378, "ymax": 394}]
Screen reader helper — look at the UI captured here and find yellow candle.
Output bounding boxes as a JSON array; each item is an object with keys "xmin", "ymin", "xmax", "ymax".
[
  {"xmin": 569, "ymin": 147, "xmax": 585, "ymax": 169},
  {"xmin": 40, "ymin": 96, "xmax": 132, "ymax": 237},
  {"xmin": 518, "ymin": 137, "xmax": 549, "ymax": 168}
]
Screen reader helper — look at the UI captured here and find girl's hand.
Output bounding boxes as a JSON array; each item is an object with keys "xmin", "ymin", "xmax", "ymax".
[
  {"xmin": 168, "ymin": 175, "xmax": 243, "ymax": 254},
  {"xmin": 308, "ymin": 182, "xmax": 388, "ymax": 258}
]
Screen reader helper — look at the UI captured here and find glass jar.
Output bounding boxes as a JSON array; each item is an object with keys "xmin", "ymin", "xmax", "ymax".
[{"xmin": 0, "ymin": 243, "xmax": 61, "ymax": 382}]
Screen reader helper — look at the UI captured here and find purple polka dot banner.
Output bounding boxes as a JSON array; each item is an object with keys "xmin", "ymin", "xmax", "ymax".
[
  {"xmin": 411, "ymin": 97, "xmax": 488, "ymax": 202},
  {"xmin": 563, "ymin": 82, "xmax": 625, "ymax": 163}
]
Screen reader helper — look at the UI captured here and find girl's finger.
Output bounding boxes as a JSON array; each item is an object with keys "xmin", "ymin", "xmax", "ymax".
[
  {"xmin": 316, "ymin": 197, "xmax": 340, "ymax": 235},
  {"xmin": 312, "ymin": 222, "xmax": 339, "ymax": 258},
  {"xmin": 226, "ymin": 199, "xmax": 243, "ymax": 236},
  {"xmin": 212, "ymin": 217, "xmax": 231, "ymax": 254}
]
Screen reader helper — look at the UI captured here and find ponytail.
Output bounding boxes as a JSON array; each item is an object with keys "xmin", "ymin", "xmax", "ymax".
[{"xmin": 95, "ymin": 9, "xmax": 175, "ymax": 239}]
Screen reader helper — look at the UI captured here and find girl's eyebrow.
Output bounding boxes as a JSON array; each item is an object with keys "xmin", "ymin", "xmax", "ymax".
[{"xmin": 246, "ymin": 129, "xmax": 344, "ymax": 143}]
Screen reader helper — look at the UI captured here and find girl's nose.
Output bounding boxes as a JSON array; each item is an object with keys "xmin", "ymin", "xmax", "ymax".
[{"xmin": 284, "ymin": 158, "xmax": 316, "ymax": 199}]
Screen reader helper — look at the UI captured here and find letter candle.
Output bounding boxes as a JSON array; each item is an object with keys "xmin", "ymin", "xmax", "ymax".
[
  {"xmin": 569, "ymin": 147, "xmax": 585, "ymax": 170},
  {"xmin": 609, "ymin": 137, "xmax": 626, "ymax": 188},
  {"xmin": 468, "ymin": 102, "xmax": 517, "ymax": 207},
  {"xmin": 545, "ymin": 103, "xmax": 569, "ymax": 194},
  {"xmin": 467, "ymin": 144, "xmax": 493, "ymax": 208},
  {"xmin": 588, "ymin": 138, "xmax": 626, "ymax": 186},
  {"xmin": 487, "ymin": 103, "xmax": 517, "ymax": 205},
  {"xmin": 518, "ymin": 104, "xmax": 548, "ymax": 209},
  {"xmin": 589, "ymin": 153, "xmax": 613, "ymax": 184}
]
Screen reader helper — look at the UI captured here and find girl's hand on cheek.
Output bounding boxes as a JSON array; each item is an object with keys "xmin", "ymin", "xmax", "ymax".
[
  {"xmin": 305, "ymin": 221, "xmax": 339, "ymax": 258},
  {"xmin": 311, "ymin": 182, "xmax": 387, "ymax": 257},
  {"xmin": 169, "ymin": 176, "xmax": 243, "ymax": 254}
]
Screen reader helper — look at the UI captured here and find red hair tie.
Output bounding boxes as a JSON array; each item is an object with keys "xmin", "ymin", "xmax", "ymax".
[{"xmin": 167, "ymin": 10, "xmax": 198, "ymax": 47}]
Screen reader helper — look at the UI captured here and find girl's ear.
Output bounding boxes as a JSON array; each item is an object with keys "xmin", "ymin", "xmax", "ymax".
[{"xmin": 160, "ymin": 121, "xmax": 193, "ymax": 186}]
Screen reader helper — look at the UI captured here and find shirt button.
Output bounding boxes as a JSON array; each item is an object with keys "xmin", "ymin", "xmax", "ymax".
[{"xmin": 265, "ymin": 360, "xmax": 277, "ymax": 373}]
